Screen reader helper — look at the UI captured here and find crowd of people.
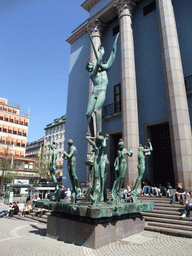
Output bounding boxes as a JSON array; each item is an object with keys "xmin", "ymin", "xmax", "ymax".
[{"xmin": 1, "ymin": 181, "xmax": 192, "ymax": 219}]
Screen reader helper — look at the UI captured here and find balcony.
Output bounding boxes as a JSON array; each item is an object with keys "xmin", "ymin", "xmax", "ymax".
[
  {"xmin": 185, "ymin": 75, "xmax": 192, "ymax": 94},
  {"xmin": 102, "ymin": 103, "xmax": 121, "ymax": 119}
]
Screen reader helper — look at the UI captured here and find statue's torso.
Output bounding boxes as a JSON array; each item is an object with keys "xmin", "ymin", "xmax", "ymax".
[
  {"xmin": 68, "ymin": 146, "xmax": 77, "ymax": 164},
  {"xmin": 92, "ymin": 70, "xmax": 108, "ymax": 91},
  {"xmin": 138, "ymin": 151, "xmax": 145, "ymax": 166}
]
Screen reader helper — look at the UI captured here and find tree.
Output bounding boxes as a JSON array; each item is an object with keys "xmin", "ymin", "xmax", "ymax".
[
  {"xmin": 32, "ymin": 148, "xmax": 52, "ymax": 183},
  {"xmin": 0, "ymin": 149, "xmax": 17, "ymax": 191}
]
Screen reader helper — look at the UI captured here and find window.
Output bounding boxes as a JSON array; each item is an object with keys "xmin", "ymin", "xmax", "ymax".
[
  {"xmin": 29, "ymin": 163, "xmax": 33, "ymax": 170},
  {"xmin": 56, "ymin": 134, "xmax": 58, "ymax": 140},
  {"xmin": 56, "ymin": 143, "xmax": 58, "ymax": 149},
  {"xmin": 60, "ymin": 133, "xmax": 62, "ymax": 139},
  {"xmin": 143, "ymin": 1, "xmax": 156, "ymax": 16},
  {"xmin": 113, "ymin": 25, "xmax": 119, "ymax": 36},
  {"xmin": 59, "ymin": 142, "xmax": 62, "ymax": 148},
  {"xmin": 114, "ymin": 84, "xmax": 121, "ymax": 113},
  {"xmin": 52, "ymin": 135, "xmax": 55, "ymax": 141},
  {"xmin": 59, "ymin": 152, "xmax": 61, "ymax": 158}
]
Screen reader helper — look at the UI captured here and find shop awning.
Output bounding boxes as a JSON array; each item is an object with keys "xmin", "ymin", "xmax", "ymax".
[
  {"xmin": 12, "ymin": 138, "xmax": 16, "ymax": 143},
  {"xmin": 1, "ymin": 136, "xmax": 5, "ymax": 141},
  {"xmin": 0, "ymin": 148, "xmax": 4, "ymax": 154},
  {"xmin": 20, "ymin": 151, "xmax": 24, "ymax": 156},
  {"xmin": 15, "ymin": 151, "xmax": 20, "ymax": 156}
]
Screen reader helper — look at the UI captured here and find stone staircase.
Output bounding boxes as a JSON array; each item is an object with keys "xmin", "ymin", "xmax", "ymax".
[
  {"xmin": 13, "ymin": 208, "xmax": 51, "ymax": 224},
  {"xmin": 14, "ymin": 196, "xmax": 192, "ymax": 238},
  {"xmin": 139, "ymin": 195, "xmax": 192, "ymax": 238}
]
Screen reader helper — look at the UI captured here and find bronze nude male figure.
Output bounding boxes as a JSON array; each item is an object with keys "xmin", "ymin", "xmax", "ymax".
[
  {"xmin": 86, "ymin": 32, "xmax": 119, "ymax": 137},
  {"xmin": 111, "ymin": 139, "xmax": 133, "ymax": 204},
  {"xmin": 86, "ymin": 133, "xmax": 109, "ymax": 205},
  {"xmin": 132, "ymin": 140, "xmax": 153, "ymax": 203},
  {"xmin": 63, "ymin": 139, "xmax": 81, "ymax": 203}
]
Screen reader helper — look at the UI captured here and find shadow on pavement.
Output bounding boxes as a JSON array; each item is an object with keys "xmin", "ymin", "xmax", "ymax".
[{"xmin": 29, "ymin": 224, "xmax": 47, "ymax": 237}]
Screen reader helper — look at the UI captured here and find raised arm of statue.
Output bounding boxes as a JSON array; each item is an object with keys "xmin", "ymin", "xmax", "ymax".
[
  {"xmin": 91, "ymin": 47, "xmax": 105, "ymax": 78},
  {"xmin": 126, "ymin": 149, "xmax": 133, "ymax": 157},
  {"xmin": 86, "ymin": 136, "xmax": 96, "ymax": 149},
  {"xmin": 142, "ymin": 142, "xmax": 153, "ymax": 156},
  {"xmin": 101, "ymin": 33, "xmax": 119, "ymax": 71},
  {"xmin": 101, "ymin": 134, "xmax": 109, "ymax": 148}
]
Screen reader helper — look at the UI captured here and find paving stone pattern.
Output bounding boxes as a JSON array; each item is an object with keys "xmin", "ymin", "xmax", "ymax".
[{"xmin": 0, "ymin": 203, "xmax": 192, "ymax": 256}]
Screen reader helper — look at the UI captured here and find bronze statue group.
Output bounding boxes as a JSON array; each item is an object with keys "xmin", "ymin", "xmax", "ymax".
[{"xmin": 49, "ymin": 31, "xmax": 153, "ymax": 206}]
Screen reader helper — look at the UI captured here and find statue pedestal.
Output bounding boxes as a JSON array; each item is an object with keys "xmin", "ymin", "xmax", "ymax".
[
  {"xmin": 37, "ymin": 200, "xmax": 154, "ymax": 249},
  {"xmin": 47, "ymin": 213, "xmax": 144, "ymax": 249}
]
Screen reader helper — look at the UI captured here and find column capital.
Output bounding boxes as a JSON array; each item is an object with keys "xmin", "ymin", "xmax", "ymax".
[
  {"xmin": 87, "ymin": 19, "xmax": 105, "ymax": 38},
  {"xmin": 114, "ymin": 0, "xmax": 136, "ymax": 18}
]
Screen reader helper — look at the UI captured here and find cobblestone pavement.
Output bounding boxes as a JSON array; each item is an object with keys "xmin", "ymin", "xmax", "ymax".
[{"xmin": 0, "ymin": 203, "xmax": 192, "ymax": 256}]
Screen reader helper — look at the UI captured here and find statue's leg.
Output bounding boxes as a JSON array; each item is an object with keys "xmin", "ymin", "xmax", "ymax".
[
  {"xmin": 94, "ymin": 91, "xmax": 106, "ymax": 136},
  {"xmin": 133, "ymin": 167, "xmax": 144, "ymax": 192},
  {"xmin": 100, "ymin": 161, "xmax": 106, "ymax": 202},
  {"xmin": 86, "ymin": 94, "xmax": 97, "ymax": 137},
  {"xmin": 91, "ymin": 163, "xmax": 100, "ymax": 203},
  {"xmin": 132, "ymin": 167, "xmax": 145, "ymax": 203}
]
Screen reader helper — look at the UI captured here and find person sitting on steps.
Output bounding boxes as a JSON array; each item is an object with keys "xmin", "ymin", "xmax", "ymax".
[
  {"xmin": 171, "ymin": 183, "xmax": 186, "ymax": 205},
  {"xmin": 181, "ymin": 191, "xmax": 192, "ymax": 218}
]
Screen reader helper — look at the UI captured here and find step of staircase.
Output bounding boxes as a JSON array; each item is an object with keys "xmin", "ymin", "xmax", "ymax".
[
  {"xmin": 13, "ymin": 209, "xmax": 50, "ymax": 224},
  {"xmin": 145, "ymin": 225, "xmax": 192, "ymax": 238},
  {"xmin": 140, "ymin": 196, "xmax": 192, "ymax": 237}
]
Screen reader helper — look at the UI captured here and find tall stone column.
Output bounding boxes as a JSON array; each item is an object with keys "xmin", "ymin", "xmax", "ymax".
[
  {"xmin": 156, "ymin": 0, "xmax": 192, "ymax": 188},
  {"xmin": 115, "ymin": 0, "xmax": 139, "ymax": 186}
]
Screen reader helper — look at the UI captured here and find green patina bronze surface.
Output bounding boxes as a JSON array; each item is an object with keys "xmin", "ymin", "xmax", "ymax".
[
  {"xmin": 132, "ymin": 140, "xmax": 153, "ymax": 203},
  {"xmin": 86, "ymin": 134, "xmax": 109, "ymax": 206},
  {"xmin": 111, "ymin": 139, "xmax": 133, "ymax": 204},
  {"xmin": 86, "ymin": 32, "xmax": 119, "ymax": 137},
  {"xmin": 63, "ymin": 139, "xmax": 81, "ymax": 203},
  {"xmin": 37, "ymin": 200, "xmax": 154, "ymax": 219}
]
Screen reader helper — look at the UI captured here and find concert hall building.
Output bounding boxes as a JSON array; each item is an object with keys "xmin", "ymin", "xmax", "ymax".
[{"xmin": 64, "ymin": 0, "xmax": 192, "ymax": 189}]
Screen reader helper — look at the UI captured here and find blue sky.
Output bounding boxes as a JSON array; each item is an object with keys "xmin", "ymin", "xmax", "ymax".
[{"xmin": 1, "ymin": 0, "xmax": 89, "ymax": 142}]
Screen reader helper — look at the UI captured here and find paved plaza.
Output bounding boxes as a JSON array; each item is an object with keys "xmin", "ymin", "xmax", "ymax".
[{"xmin": 0, "ymin": 203, "xmax": 192, "ymax": 256}]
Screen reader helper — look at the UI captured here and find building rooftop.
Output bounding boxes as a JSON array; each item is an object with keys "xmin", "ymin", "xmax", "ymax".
[{"xmin": 44, "ymin": 115, "xmax": 66, "ymax": 130}]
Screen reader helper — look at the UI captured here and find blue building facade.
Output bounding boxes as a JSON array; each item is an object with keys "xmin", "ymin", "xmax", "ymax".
[{"xmin": 64, "ymin": 0, "xmax": 192, "ymax": 190}]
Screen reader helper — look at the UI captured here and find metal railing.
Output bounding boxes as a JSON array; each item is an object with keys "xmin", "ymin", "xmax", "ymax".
[
  {"xmin": 185, "ymin": 75, "xmax": 192, "ymax": 91},
  {"xmin": 102, "ymin": 103, "xmax": 121, "ymax": 118}
]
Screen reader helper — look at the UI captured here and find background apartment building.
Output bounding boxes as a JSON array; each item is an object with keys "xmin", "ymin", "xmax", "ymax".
[
  {"xmin": 26, "ymin": 137, "xmax": 44, "ymax": 157},
  {"xmin": 44, "ymin": 115, "xmax": 66, "ymax": 182},
  {"xmin": 0, "ymin": 97, "xmax": 29, "ymax": 157}
]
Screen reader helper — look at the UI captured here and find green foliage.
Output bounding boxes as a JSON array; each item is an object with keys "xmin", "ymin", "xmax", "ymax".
[{"xmin": 33, "ymin": 149, "xmax": 52, "ymax": 182}]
